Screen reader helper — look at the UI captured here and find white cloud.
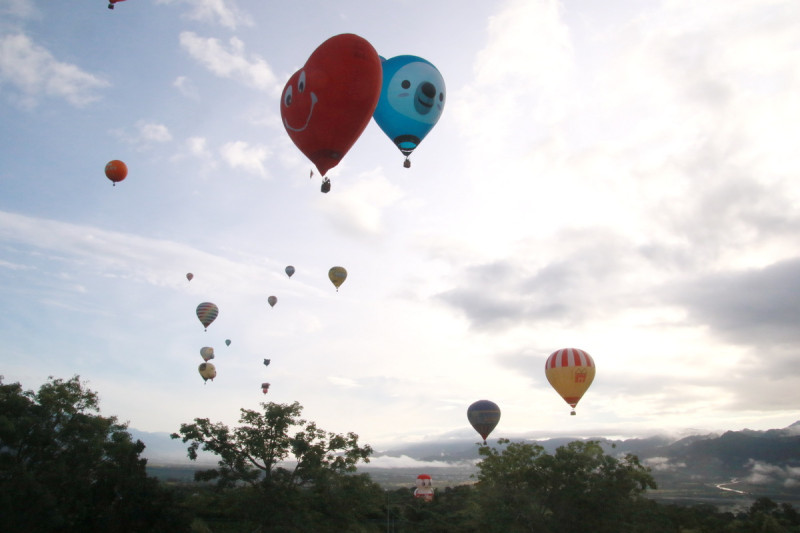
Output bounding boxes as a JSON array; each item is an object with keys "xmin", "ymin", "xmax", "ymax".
[
  {"xmin": 219, "ymin": 140, "xmax": 270, "ymax": 177},
  {"xmin": 172, "ymin": 75, "xmax": 199, "ymax": 99},
  {"xmin": 316, "ymin": 170, "xmax": 404, "ymax": 238},
  {"xmin": 367, "ymin": 454, "xmax": 465, "ymax": 469},
  {"xmin": 327, "ymin": 376, "xmax": 360, "ymax": 389},
  {"xmin": 745, "ymin": 459, "xmax": 800, "ymax": 488},
  {"xmin": 179, "ymin": 32, "xmax": 278, "ymax": 92},
  {"xmin": 644, "ymin": 456, "xmax": 686, "ymax": 472},
  {"xmin": 187, "ymin": 136, "xmax": 211, "ymax": 157},
  {"xmin": 156, "ymin": 0, "xmax": 252, "ymax": 30},
  {"xmin": 137, "ymin": 121, "xmax": 172, "ymax": 143},
  {"xmin": 0, "ymin": 33, "xmax": 108, "ymax": 107}
]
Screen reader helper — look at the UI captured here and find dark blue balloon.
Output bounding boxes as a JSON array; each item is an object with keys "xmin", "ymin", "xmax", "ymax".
[{"xmin": 373, "ymin": 55, "xmax": 445, "ymax": 162}]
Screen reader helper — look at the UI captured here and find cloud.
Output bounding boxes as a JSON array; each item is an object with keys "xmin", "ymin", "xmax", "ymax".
[
  {"xmin": 745, "ymin": 459, "xmax": 800, "ymax": 488},
  {"xmin": 0, "ymin": 33, "xmax": 109, "ymax": 107},
  {"xmin": 0, "ymin": 0, "xmax": 38, "ymax": 19},
  {"xmin": 435, "ymin": 228, "xmax": 661, "ymax": 330},
  {"xmin": 137, "ymin": 121, "xmax": 172, "ymax": 143},
  {"xmin": 0, "ymin": 209, "xmax": 270, "ymax": 295},
  {"xmin": 172, "ymin": 75, "xmax": 199, "ymax": 99},
  {"xmin": 179, "ymin": 32, "xmax": 278, "ymax": 92},
  {"xmin": 219, "ymin": 140, "xmax": 270, "ymax": 177},
  {"xmin": 669, "ymin": 258, "xmax": 800, "ymax": 347},
  {"xmin": 367, "ymin": 454, "xmax": 464, "ymax": 469},
  {"xmin": 644, "ymin": 456, "xmax": 686, "ymax": 472},
  {"xmin": 155, "ymin": 0, "xmax": 252, "ymax": 29},
  {"xmin": 110, "ymin": 120, "xmax": 173, "ymax": 148},
  {"xmin": 316, "ymin": 170, "xmax": 404, "ymax": 238},
  {"xmin": 327, "ymin": 376, "xmax": 360, "ymax": 389}
]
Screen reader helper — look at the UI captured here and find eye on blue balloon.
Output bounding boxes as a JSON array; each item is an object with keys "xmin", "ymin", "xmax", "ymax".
[{"xmin": 373, "ymin": 55, "xmax": 445, "ymax": 167}]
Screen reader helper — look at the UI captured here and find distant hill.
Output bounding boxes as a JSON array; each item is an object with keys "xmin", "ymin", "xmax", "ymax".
[{"xmin": 136, "ymin": 421, "xmax": 800, "ymax": 505}]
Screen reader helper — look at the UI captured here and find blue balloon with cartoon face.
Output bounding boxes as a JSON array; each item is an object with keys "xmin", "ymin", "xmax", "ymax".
[{"xmin": 373, "ymin": 55, "xmax": 445, "ymax": 166}]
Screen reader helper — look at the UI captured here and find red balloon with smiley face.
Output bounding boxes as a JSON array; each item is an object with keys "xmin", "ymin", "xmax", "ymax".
[{"xmin": 280, "ymin": 34, "xmax": 382, "ymax": 178}]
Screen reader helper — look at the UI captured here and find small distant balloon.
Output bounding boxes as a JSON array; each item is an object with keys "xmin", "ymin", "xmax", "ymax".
[
  {"xmin": 225, "ymin": 339, "xmax": 231, "ymax": 347},
  {"xmin": 196, "ymin": 302, "xmax": 219, "ymax": 331},
  {"xmin": 268, "ymin": 296, "xmax": 278, "ymax": 307},
  {"xmin": 285, "ymin": 266, "xmax": 295, "ymax": 278},
  {"xmin": 186, "ymin": 273, "xmax": 193, "ymax": 281},
  {"xmin": 261, "ymin": 382, "xmax": 271, "ymax": 395},
  {"xmin": 198, "ymin": 362, "xmax": 216, "ymax": 383},
  {"xmin": 467, "ymin": 400, "xmax": 501, "ymax": 445},
  {"xmin": 104, "ymin": 160, "xmax": 127, "ymax": 185},
  {"xmin": 200, "ymin": 347, "xmax": 215, "ymax": 362},
  {"xmin": 263, "ymin": 358, "xmax": 271, "ymax": 367},
  {"xmin": 328, "ymin": 266, "xmax": 347, "ymax": 291}
]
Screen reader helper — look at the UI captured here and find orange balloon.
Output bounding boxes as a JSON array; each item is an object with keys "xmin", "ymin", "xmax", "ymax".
[{"xmin": 105, "ymin": 160, "xmax": 128, "ymax": 186}]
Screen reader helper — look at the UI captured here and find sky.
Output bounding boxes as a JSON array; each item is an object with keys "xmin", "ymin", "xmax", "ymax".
[{"xmin": 1, "ymin": 0, "xmax": 799, "ymax": 453}]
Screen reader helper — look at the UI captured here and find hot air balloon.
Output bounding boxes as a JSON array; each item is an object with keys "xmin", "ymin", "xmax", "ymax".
[
  {"xmin": 285, "ymin": 266, "xmax": 295, "ymax": 278},
  {"xmin": 196, "ymin": 302, "xmax": 219, "ymax": 331},
  {"xmin": 280, "ymin": 34, "xmax": 382, "ymax": 182},
  {"xmin": 186, "ymin": 273, "xmax": 193, "ymax": 281},
  {"xmin": 200, "ymin": 347, "xmax": 215, "ymax": 362},
  {"xmin": 268, "ymin": 296, "xmax": 277, "ymax": 307},
  {"xmin": 544, "ymin": 348, "xmax": 596, "ymax": 415},
  {"xmin": 108, "ymin": 0, "xmax": 126, "ymax": 9},
  {"xmin": 414, "ymin": 474, "xmax": 434, "ymax": 501},
  {"xmin": 261, "ymin": 382, "xmax": 271, "ymax": 395},
  {"xmin": 373, "ymin": 55, "xmax": 446, "ymax": 168},
  {"xmin": 198, "ymin": 362, "xmax": 216, "ymax": 383},
  {"xmin": 328, "ymin": 266, "xmax": 347, "ymax": 291},
  {"xmin": 225, "ymin": 339, "xmax": 231, "ymax": 347},
  {"xmin": 104, "ymin": 160, "xmax": 127, "ymax": 185},
  {"xmin": 263, "ymin": 358, "xmax": 271, "ymax": 367},
  {"xmin": 467, "ymin": 400, "xmax": 501, "ymax": 445}
]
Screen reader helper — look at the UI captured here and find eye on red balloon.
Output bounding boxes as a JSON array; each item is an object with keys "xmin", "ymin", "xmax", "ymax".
[
  {"xmin": 280, "ymin": 34, "xmax": 382, "ymax": 179},
  {"xmin": 105, "ymin": 160, "xmax": 127, "ymax": 186}
]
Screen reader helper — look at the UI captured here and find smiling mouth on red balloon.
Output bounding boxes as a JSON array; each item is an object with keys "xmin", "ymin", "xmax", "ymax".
[{"xmin": 284, "ymin": 92, "xmax": 318, "ymax": 132}]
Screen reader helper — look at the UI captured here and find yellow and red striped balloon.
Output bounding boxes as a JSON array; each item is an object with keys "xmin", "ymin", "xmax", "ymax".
[{"xmin": 544, "ymin": 348, "xmax": 596, "ymax": 415}]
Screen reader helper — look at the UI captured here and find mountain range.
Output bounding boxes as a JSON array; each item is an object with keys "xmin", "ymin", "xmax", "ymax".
[{"xmin": 136, "ymin": 421, "xmax": 800, "ymax": 505}]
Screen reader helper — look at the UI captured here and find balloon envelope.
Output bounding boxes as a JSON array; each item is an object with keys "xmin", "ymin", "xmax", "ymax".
[
  {"xmin": 196, "ymin": 302, "xmax": 219, "ymax": 330},
  {"xmin": 544, "ymin": 348, "xmax": 596, "ymax": 414},
  {"xmin": 225, "ymin": 339, "xmax": 231, "ymax": 346},
  {"xmin": 200, "ymin": 347, "xmax": 215, "ymax": 361},
  {"xmin": 280, "ymin": 34, "xmax": 382, "ymax": 177},
  {"xmin": 414, "ymin": 474, "xmax": 434, "ymax": 501},
  {"xmin": 104, "ymin": 160, "xmax": 127, "ymax": 185},
  {"xmin": 467, "ymin": 400, "xmax": 501, "ymax": 444},
  {"xmin": 373, "ymin": 55, "xmax": 445, "ymax": 162},
  {"xmin": 285, "ymin": 265, "xmax": 295, "ymax": 277},
  {"xmin": 198, "ymin": 362, "xmax": 216, "ymax": 382},
  {"xmin": 268, "ymin": 296, "xmax": 277, "ymax": 307},
  {"xmin": 186, "ymin": 273, "xmax": 193, "ymax": 281},
  {"xmin": 328, "ymin": 266, "xmax": 347, "ymax": 290}
]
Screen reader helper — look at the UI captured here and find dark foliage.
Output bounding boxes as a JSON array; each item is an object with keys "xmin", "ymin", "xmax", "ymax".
[{"xmin": 0, "ymin": 376, "xmax": 190, "ymax": 532}]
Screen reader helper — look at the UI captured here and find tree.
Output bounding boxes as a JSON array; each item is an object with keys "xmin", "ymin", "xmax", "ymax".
[
  {"xmin": 172, "ymin": 400, "xmax": 382, "ymax": 531},
  {"xmin": 0, "ymin": 375, "xmax": 189, "ymax": 533},
  {"xmin": 474, "ymin": 439, "xmax": 657, "ymax": 533}
]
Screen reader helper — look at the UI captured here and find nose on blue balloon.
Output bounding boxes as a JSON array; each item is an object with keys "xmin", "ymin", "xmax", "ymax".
[{"xmin": 372, "ymin": 55, "xmax": 445, "ymax": 166}]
